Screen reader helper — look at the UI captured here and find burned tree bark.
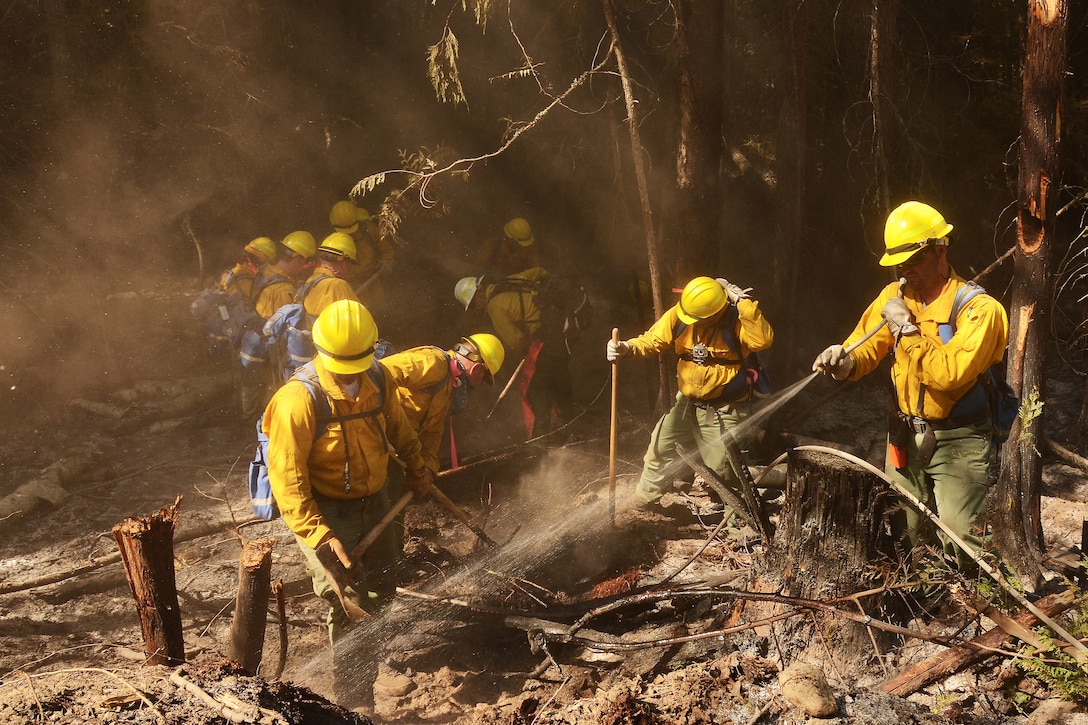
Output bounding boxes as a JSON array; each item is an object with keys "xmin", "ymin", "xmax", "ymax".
[
  {"xmin": 993, "ymin": 0, "xmax": 1067, "ymax": 587},
  {"xmin": 228, "ymin": 538, "xmax": 275, "ymax": 675},
  {"xmin": 112, "ymin": 496, "xmax": 186, "ymax": 666},
  {"xmin": 740, "ymin": 450, "xmax": 899, "ymax": 665}
]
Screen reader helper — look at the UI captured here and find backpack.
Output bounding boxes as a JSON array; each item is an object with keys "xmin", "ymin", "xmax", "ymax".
[
  {"xmin": 191, "ymin": 270, "xmax": 287, "ymax": 360},
  {"xmin": 262, "ymin": 274, "xmax": 328, "ymax": 381},
  {"xmin": 673, "ymin": 303, "xmax": 772, "ymax": 400},
  {"xmin": 247, "ymin": 359, "xmax": 388, "ymax": 520},
  {"xmin": 938, "ymin": 281, "xmax": 1019, "ymax": 443},
  {"xmin": 493, "ymin": 274, "xmax": 594, "ymax": 343}
]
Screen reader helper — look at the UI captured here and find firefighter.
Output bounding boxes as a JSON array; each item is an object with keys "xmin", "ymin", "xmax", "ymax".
[
  {"xmin": 299, "ymin": 232, "xmax": 362, "ymax": 320},
  {"xmin": 454, "ymin": 267, "xmax": 571, "ymax": 439},
  {"xmin": 607, "ymin": 276, "xmax": 774, "ymax": 518},
  {"xmin": 812, "ymin": 201, "xmax": 1010, "ymax": 571},
  {"xmin": 218, "ymin": 236, "xmax": 276, "ymax": 299},
  {"xmin": 262, "ymin": 299, "xmax": 433, "ymax": 707},
  {"xmin": 475, "ymin": 217, "xmax": 541, "ymax": 276},
  {"xmin": 379, "ymin": 333, "xmax": 505, "ymax": 550},
  {"xmin": 329, "ymin": 200, "xmax": 394, "ymax": 309}
]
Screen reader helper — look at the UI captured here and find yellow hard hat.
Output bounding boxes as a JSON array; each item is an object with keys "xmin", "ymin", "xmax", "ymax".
[
  {"xmin": 503, "ymin": 218, "xmax": 534, "ymax": 247},
  {"xmin": 461, "ymin": 333, "xmax": 505, "ymax": 383},
  {"xmin": 676, "ymin": 276, "xmax": 728, "ymax": 325},
  {"xmin": 280, "ymin": 230, "xmax": 317, "ymax": 259},
  {"xmin": 312, "ymin": 299, "xmax": 379, "ymax": 375},
  {"xmin": 880, "ymin": 201, "xmax": 953, "ymax": 267},
  {"xmin": 319, "ymin": 232, "xmax": 358, "ymax": 262},
  {"xmin": 244, "ymin": 237, "xmax": 277, "ymax": 264},
  {"xmin": 356, "ymin": 206, "xmax": 372, "ymax": 222},
  {"xmin": 454, "ymin": 276, "xmax": 481, "ymax": 310},
  {"xmin": 329, "ymin": 200, "xmax": 360, "ymax": 234}
]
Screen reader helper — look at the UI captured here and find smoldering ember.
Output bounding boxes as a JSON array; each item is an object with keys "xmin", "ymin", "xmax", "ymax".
[{"xmin": 1, "ymin": 3, "xmax": 1088, "ymax": 725}]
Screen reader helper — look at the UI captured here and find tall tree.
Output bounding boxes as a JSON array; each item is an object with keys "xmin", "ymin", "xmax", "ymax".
[{"xmin": 993, "ymin": 0, "xmax": 1067, "ymax": 587}]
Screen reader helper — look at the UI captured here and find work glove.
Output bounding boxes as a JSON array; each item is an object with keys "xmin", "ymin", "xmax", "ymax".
[
  {"xmin": 376, "ymin": 258, "xmax": 394, "ymax": 276},
  {"xmin": 715, "ymin": 278, "xmax": 752, "ymax": 304},
  {"xmin": 322, "ymin": 535, "xmax": 353, "ymax": 569},
  {"xmin": 606, "ymin": 339, "xmax": 632, "ymax": 362},
  {"xmin": 881, "ymin": 297, "xmax": 919, "ymax": 341},
  {"xmin": 812, "ymin": 344, "xmax": 855, "ymax": 380},
  {"xmin": 406, "ymin": 467, "xmax": 435, "ymax": 498}
]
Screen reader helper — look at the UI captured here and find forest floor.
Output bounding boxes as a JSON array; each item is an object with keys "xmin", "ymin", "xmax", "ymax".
[{"xmin": 1, "ymin": 284, "xmax": 1088, "ymax": 725}]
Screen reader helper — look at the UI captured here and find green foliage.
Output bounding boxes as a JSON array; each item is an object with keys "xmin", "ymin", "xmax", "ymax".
[
  {"xmin": 1018, "ymin": 387, "xmax": 1044, "ymax": 453},
  {"xmin": 1015, "ymin": 598, "xmax": 1088, "ymax": 704},
  {"xmin": 427, "ymin": 28, "xmax": 467, "ymax": 106}
]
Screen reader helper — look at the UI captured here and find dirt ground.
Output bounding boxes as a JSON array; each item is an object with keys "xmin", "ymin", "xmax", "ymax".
[{"xmin": 2, "ymin": 283, "xmax": 1088, "ymax": 725}]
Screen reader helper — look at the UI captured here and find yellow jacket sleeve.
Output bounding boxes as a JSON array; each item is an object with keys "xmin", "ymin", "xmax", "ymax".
[
  {"xmin": 303, "ymin": 273, "xmax": 360, "ymax": 319},
  {"xmin": 382, "ymin": 347, "xmax": 453, "ymax": 474}
]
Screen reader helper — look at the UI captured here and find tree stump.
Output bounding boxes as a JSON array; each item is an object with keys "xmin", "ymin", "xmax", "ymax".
[
  {"xmin": 739, "ymin": 449, "xmax": 900, "ymax": 669},
  {"xmin": 229, "ymin": 538, "xmax": 275, "ymax": 675},
  {"xmin": 112, "ymin": 496, "xmax": 186, "ymax": 666}
]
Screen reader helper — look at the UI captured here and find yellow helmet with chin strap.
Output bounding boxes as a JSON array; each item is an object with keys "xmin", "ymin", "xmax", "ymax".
[
  {"xmin": 881, "ymin": 201, "xmax": 953, "ymax": 267},
  {"xmin": 456, "ymin": 333, "xmax": 505, "ymax": 384},
  {"xmin": 319, "ymin": 232, "xmax": 358, "ymax": 262},
  {"xmin": 311, "ymin": 299, "xmax": 379, "ymax": 375},
  {"xmin": 244, "ymin": 237, "xmax": 277, "ymax": 264},
  {"xmin": 676, "ymin": 276, "xmax": 728, "ymax": 325},
  {"xmin": 503, "ymin": 218, "xmax": 534, "ymax": 247},
  {"xmin": 281, "ymin": 230, "xmax": 317, "ymax": 260},
  {"xmin": 329, "ymin": 200, "xmax": 361, "ymax": 234}
]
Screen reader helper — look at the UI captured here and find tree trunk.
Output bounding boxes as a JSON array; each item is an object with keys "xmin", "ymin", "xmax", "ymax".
[
  {"xmin": 741, "ymin": 450, "xmax": 899, "ymax": 668},
  {"xmin": 112, "ymin": 497, "xmax": 186, "ymax": 666},
  {"xmin": 993, "ymin": 0, "xmax": 1067, "ymax": 587},
  {"xmin": 228, "ymin": 538, "xmax": 275, "ymax": 675},
  {"xmin": 772, "ymin": 0, "xmax": 810, "ymax": 376},
  {"xmin": 674, "ymin": 0, "xmax": 723, "ymax": 278}
]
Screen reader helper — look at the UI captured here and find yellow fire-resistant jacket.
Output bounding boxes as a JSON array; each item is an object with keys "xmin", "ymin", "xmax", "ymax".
[
  {"xmin": 262, "ymin": 356, "xmax": 425, "ymax": 549},
  {"xmin": 301, "ymin": 269, "xmax": 360, "ymax": 319},
  {"xmin": 253, "ymin": 266, "xmax": 297, "ymax": 319},
  {"xmin": 483, "ymin": 266, "xmax": 549, "ymax": 358},
  {"xmin": 355, "ymin": 220, "xmax": 395, "ymax": 280},
  {"xmin": 624, "ymin": 298, "xmax": 774, "ymax": 402},
  {"xmin": 380, "ymin": 346, "xmax": 456, "ymax": 474},
  {"xmin": 842, "ymin": 271, "xmax": 1009, "ymax": 421},
  {"xmin": 219, "ymin": 263, "xmax": 256, "ymax": 299}
]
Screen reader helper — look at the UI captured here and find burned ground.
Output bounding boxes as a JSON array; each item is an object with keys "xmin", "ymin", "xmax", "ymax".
[{"xmin": 1, "ymin": 282, "xmax": 1088, "ymax": 725}]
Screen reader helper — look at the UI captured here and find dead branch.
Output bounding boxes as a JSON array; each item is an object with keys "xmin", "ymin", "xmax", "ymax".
[
  {"xmin": 880, "ymin": 587, "xmax": 1080, "ymax": 696},
  {"xmin": 169, "ymin": 668, "xmax": 286, "ymax": 724},
  {"xmin": 1045, "ymin": 437, "xmax": 1088, "ymax": 472}
]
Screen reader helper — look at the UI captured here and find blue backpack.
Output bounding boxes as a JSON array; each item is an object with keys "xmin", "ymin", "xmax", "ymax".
[
  {"xmin": 247, "ymin": 360, "xmax": 387, "ymax": 520},
  {"xmin": 262, "ymin": 273, "xmax": 330, "ymax": 381},
  {"xmin": 936, "ymin": 282, "xmax": 1019, "ymax": 443}
]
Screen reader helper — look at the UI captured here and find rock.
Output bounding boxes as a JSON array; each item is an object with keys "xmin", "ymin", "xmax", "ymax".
[
  {"xmin": 1027, "ymin": 698, "xmax": 1083, "ymax": 724},
  {"xmin": 373, "ymin": 667, "xmax": 416, "ymax": 698},
  {"xmin": 779, "ymin": 662, "xmax": 838, "ymax": 717}
]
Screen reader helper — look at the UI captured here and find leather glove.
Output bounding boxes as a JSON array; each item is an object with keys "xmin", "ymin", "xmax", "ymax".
[
  {"xmin": 606, "ymin": 339, "xmax": 632, "ymax": 362},
  {"xmin": 323, "ymin": 535, "xmax": 353, "ymax": 569},
  {"xmin": 812, "ymin": 344, "xmax": 855, "ymax": 380},
  {"xmin": 406, "ymin": 467, "xmax": 435, "ymax": 498},
  {"xmin": 715, "ymin": 277, "xmax": 752, "ymax": 304},
  {"xmin": 881, "ymin": 297, "xmax": 919, "ymax": 340},
  {"xmin": 376, "ymin": 259, "xmax": 394, "ymax": 276}
]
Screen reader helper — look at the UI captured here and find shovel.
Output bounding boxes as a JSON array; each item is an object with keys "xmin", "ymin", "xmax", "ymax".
[{"xmin": 315, "ymin": 490, "xmax": 415, "ymax": 622}]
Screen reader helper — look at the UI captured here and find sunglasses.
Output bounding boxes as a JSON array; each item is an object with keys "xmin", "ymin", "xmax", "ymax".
[{"xmin": 898, "ymin": 245, "xmax": 933, "ymax": 268}]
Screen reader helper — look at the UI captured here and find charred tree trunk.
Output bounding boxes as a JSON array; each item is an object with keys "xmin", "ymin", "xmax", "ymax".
[
  {"xmin": 772, "ymin": 0, "xmax": 810, "ymax": 376},
  {"xmin": 742, "ymin": 450, "xmax": 899, "ymax": 666},
  {"xmin": 112, "ymin": 497, "xmax": 186, "ymax": 666},
  {"xmin": 993, "ymin": 0, "xmax": 1067, "ymax": 587},
  {"xmin": 228, "ymin": 538, "xmax": 275, "ymax": 675},
  {"xmin": 674, "ymin": 0, "xmax": 723, "ymax": 278}
]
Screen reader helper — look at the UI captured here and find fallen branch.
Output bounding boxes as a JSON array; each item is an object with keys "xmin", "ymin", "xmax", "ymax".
[
  {"xmin": 1045, "ymin": 438, "xmax": 1088, "ymax": 473},
  {"xmin": 169, "ymin": 668, "xmax": 286, "ymax": 724},
  {"xmin": 880, "ymin": 587, "xmax": 1080, "ymax": 696}
]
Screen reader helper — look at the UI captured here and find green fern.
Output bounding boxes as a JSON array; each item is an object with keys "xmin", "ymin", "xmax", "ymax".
[{"xmin": 1015, "ymin": 627, "xmax": 1088, "ymax": 703}]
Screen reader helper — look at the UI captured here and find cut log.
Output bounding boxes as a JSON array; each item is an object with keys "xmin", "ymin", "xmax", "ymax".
[
  {"xmin": 112, "ymin": 496, "xmax": 186, "ymax": 666},
  {"xmin": 879, "ymin": 587, "xmax": 1078, "ymax": 696},
  {"xmin": 229, "ymin": 538, "xmax": 275, "ymax": 675},
  {"xmin": 738, "ymin": 449, "xmax": 899, "ymax": 670}
]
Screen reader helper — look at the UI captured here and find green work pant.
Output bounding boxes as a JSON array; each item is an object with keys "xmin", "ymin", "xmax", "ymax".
[
  {"xmin": 885, "ymin": 421, "xmax": 993, "ymax": 571},
  {"xmin": 636, "ymin": 392, "xmax": 750, "ymax": 508},
  {"xmin": 294, "ymin": 486, "xmax": 398, "ymax": 646}
]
